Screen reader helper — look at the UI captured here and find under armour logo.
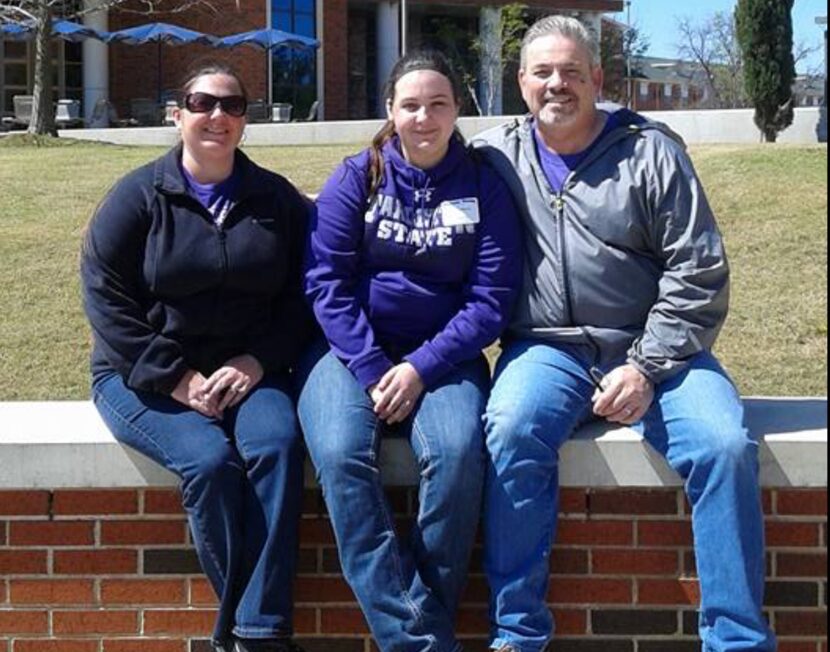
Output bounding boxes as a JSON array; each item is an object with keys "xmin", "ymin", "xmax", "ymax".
[{"xmin": 413, "ymin": 187, "xmax": 435, "ymax": 203}]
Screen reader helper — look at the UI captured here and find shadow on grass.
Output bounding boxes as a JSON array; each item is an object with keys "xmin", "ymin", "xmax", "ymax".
[{"xmin": 0, "ymin": 133, "xmax": 124, "ymax": 148}]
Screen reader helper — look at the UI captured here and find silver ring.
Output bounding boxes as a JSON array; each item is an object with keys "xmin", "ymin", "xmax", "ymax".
[{"xmin": 625, "ymin": 407, "xmax": 635, "ymax": 416}]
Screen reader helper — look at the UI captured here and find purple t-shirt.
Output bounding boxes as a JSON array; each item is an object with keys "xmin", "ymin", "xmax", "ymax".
[
  {"xmin": 534, "ymin": 111, "xmax": 618, "ymax": 193},
  {"xmin": 181, "ymin": 164, "xmax": 240, "ymax": 227}
]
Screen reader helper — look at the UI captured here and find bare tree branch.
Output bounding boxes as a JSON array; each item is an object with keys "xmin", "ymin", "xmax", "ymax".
[
  {"xmin": 794, "ymin": 40, "xmax": 822, "ymax": 74},
  {"xmin": 600, "ymin": 20, "xmax": 650, "ymax": 105},
  {"xmin": 109, "ymin": 0, "xmax": 218, "ymax": 16},
  {"xmin": 1, "ymin": 4, "xmax": 38, "ymax": 22},
  {"xmin": 675, "ymin": 12, "xmax": 748, "ymax": 109},
  {"xmin": 794, "ymin": 41, "xmax": 820, "ymax": 65}
]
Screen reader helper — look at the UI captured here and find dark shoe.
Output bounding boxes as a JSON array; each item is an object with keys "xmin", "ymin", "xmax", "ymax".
[
  {"xmin": 212, "ymin": 641, "xmax": 233, "ymax": 652},
  {"xmin": 234, "ymin": 639, "xmax": 306, "ymax": 652}
]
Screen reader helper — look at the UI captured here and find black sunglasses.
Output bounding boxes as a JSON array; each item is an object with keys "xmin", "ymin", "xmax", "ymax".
[{"xmin": 184, "ymin": 92, "xmax": 248, "ymax": 118}]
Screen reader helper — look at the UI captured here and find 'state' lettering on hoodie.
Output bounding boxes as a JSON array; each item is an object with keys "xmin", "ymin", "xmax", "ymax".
[{"xmin": 367, "ymin": 192, "xmax": 480, "ymax": 249}]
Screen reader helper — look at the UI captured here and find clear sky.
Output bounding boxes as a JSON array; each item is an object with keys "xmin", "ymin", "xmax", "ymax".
[{"xmin": 617, "ymin": 0, "xmax": 827, "ymax": 74}]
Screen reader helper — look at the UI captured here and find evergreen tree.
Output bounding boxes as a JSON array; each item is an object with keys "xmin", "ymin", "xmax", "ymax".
[{"xmin": 735, "ymin": 0, "xmax": 796, "ymax": 142}]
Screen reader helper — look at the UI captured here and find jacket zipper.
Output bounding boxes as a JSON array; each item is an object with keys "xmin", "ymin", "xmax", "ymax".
[
  {"xmin": 215, "ymin": 198, "xmax": 245, "ymax": 284},
  {"xmin": 523, "ymin": 119, "xmax": 659, "ymax": 360},
  {"xmin": 538, "ymin": 126, "xmax": 643, "ymax": 331},
  {"xmin": 524, "ymin": 122, "xmax": 643, "ymax": 332},
  {"xmin": 216, "ymin": 227, "xmax": 228, "ymax": 281},
  {"xmin": 553, "ymin": 193, "xmax": 574, "ymax": 326}
]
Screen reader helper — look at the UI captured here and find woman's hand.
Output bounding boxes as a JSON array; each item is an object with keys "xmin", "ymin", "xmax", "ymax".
[
  {"xmin": 372, "ymin": 363, "xmax": 425, "ymax": 425},
  {"xmin": 201, "ymin": 354, "xmax": 264, "ymax": 416},
  {"xmin": 171, "ymin": 370, "xmax": 216, "ymax": 417}
]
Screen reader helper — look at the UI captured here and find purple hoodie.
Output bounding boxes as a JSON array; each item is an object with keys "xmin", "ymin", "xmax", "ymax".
[{"xmin": 307, "ymin": 136, "xmax": 522, "ymax": 390}]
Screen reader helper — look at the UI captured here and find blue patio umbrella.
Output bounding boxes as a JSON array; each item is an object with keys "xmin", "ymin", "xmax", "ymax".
[
  {"xmin": 51, "ymin": 19, "xmax": 109, "ymax": 43},
  {"xmin": 105, "ymin": 22, "xmax": 218, "ymax": 102},
  {"xmin": 216, "ymin": 28, "xmax": 319, "ymax": 105},
  {"xmin": 216, "ymin": 28, "xmax": 319, "ymax": 51},
  {"xmin": 0, "ymin": 22, "xmax": 32, "ymax": 40},
  {"xmin": 105, "ymin": 22, "xmax": 216, "ymax": 46},
  {"xmin": 1, "ymin": 19, "xmax": 108, "ymax": 42}
]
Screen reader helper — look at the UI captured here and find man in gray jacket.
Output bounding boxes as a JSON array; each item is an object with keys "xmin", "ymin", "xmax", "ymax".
[{"xmin": 474, "ymin": 15, "xmax": 776, "ymax": 652}]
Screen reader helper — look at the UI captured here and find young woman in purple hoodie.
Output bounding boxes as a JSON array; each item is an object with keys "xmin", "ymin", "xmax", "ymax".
[{"xmin": 299, "ymin": 51, "xmax": 522, "ymax": 652}]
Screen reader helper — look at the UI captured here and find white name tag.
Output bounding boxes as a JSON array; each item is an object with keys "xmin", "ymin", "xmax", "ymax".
[{"xmin": 438, "ymin": 198, "xmax": 480, "ymax": 227}]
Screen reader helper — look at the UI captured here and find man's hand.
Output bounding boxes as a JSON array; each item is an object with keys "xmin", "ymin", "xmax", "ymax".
[
  {"xmin": 371, "ymin": 363, "xmax": 425, "ymax": 425},
  {"xmin": 592, "ymin": 364, "xmax": 654, "ymax": 425},
  {"xmin": 171, "ymin": 370, "xmax": 217, "ymax": 418},
  {"xmin": 201, "ymin": 354, "xmax": 264, "ymax": 416}
]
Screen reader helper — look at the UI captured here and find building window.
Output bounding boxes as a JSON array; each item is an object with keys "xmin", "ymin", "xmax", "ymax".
[
  {"xmin": 1, "ymin": 40, "xmax": 29, "ymax": 115},
  {"xmin": 0, "ymin": 39, "xmax": 83, "ymax": 115},
  {"xmin": 681, "ymin": 84, "xmax": 689, "ymax": 99},
  {"xmin": 664, "ymin": 83, "xmax": 673, "ymax": 98},
  {"xmin": 62, "ymin": 41, "xmax": 83, "ymax": 103},
  {"xmin": 639, "ymin": 81, "xmax": 649, "ymax": 96},
  {"xmin": 271, "ymin": 0, "xmax": 317, "ymax": 119}
]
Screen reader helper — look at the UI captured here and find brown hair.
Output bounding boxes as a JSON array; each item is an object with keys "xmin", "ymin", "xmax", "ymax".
[
  {"xmin": 368, "ymin": 49, "xmax": 465, "ymax": 197},
  {"xmin": 177, "ymin": 60, "xmax": 249, "ymax": 104}
]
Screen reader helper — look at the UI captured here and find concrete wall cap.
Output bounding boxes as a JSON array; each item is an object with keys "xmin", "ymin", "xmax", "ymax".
[{"xmin": 0, "ymin": 398, "xmax": 826, "ymax": 489}]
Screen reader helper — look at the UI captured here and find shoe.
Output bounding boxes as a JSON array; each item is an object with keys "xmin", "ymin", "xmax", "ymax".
[
  {"xmin": 493, "ymin": 647, "xmax": 518, "ymax": 652},
  {"xmin": 212, "ymin": 641, "xmax": 233, "ymax": 652},
  {"xmin": 234, "ymin": 639, "xmax": 306, "ymax": 652}
]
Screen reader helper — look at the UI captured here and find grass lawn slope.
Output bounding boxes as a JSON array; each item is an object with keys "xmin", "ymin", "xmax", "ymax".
[{"xmin": 0, "ymin": 140, "xmax": 825, "ymax": 400}]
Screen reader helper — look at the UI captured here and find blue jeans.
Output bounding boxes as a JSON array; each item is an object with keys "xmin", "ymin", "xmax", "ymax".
[
  {"xmin": 484, "ymin": 340, "xmax": 777, "ymax": 652},
  {"xmin": 92, "ymin": 371, "xmax": 304, "ymax": 644},
  {"xmin": 297, "ymin": 345, "xmax": 489, "ymax": 652}
]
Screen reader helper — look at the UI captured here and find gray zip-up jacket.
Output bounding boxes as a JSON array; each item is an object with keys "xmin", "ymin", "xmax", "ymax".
[{"xmin": 472, "ymin": 105, "xmax": 729, "ymax": 384}]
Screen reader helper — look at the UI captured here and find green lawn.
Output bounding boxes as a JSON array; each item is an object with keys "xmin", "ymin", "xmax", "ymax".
[{"xmin": 0, "ymin": 138, "xmax": 825, "ymax": 400}]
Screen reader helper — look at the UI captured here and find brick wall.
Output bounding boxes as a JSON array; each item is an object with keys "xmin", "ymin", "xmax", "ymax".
[
  {"xmin": 0, "ymin": 487, "xmax": 825, "ymax": 652},
  {"xmin": 107, "ymin": 0, "xmax": 267, "ymax": 118},
  {"xmin": 323, "ymin": 0, "xmax": 350, "ymax": 121}
]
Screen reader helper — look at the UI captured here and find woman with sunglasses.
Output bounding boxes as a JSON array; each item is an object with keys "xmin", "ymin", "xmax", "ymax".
[
  {"xmin": 299, "ymin": 50, "xmax": 522, "ymax": 652},
  {"xmin": 81, "ymin": 62, "xmax": 312, "ymax": 652}
]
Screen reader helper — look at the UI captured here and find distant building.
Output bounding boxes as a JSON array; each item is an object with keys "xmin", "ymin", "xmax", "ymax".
[
  {"xmin": 626, "ymin": 56, "xmax": 710, "ymax": 111},
  {"xmin": 626, "ymin": 58, "xmax": 825, "ymax": 113},
  {"xmin": 594, "ymin": 19, "xmax": 712, "ymax": 112},
  {"xmin": 793, "ymin": 75, "xmax": 826, "ymax": 108}
]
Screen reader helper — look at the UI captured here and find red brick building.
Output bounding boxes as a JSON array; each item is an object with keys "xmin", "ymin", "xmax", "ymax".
[
  {"xmin": 1, "ymin": 0, "xmax": 623, "ymax": 123},
  {"xmin": 626, "ymin": 57, "xmax": 709, "ymax": 112}
]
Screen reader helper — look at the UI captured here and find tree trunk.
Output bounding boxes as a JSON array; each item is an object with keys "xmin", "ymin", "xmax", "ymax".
[
  {"xmin": 479, "ymin": 6, "xmax": 503, "ymax": 117},
  {"xmin": 27, "ymin": 1, "xmax": 57, "ymax": 137},
  {"xmin": 466, "ymin": 81, "xmax": 484, "ymax": 117}
]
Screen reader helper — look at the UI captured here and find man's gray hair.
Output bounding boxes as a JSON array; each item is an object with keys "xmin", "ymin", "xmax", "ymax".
[{"xmin": 520, "ymin": 15, "xmax": 600, "ymax": 69}]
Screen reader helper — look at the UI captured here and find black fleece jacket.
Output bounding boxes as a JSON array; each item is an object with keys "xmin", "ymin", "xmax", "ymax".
[{"xmin": 81, "ymin": 145, "xmax": 315, "ymax": 395}]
